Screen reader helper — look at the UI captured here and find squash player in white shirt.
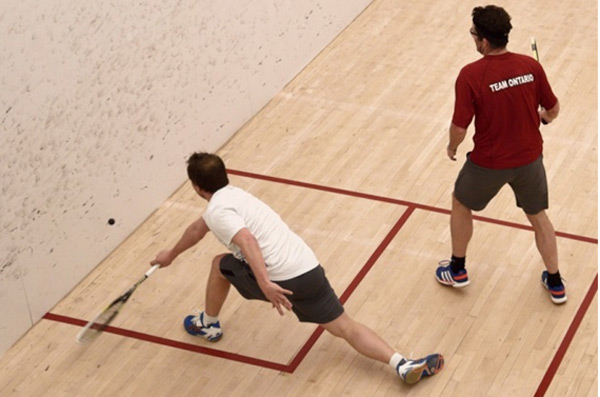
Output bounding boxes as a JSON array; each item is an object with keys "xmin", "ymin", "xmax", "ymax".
[{"xmin": 151, "ymin": 152, "xmax": 443, "ymax": 385}]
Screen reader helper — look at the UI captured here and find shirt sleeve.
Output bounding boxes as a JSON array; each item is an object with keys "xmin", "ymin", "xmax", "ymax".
[
  {"xmin": 203, "ymin": 206, "xmax": 246, "ymax": 245},
  {"xmin": 536, "ymin": 64, "xmax": 558, "ymax": 110},
  {"xmin": 452, "ymin": 67, "xmax": 476, "ymax": 129}
]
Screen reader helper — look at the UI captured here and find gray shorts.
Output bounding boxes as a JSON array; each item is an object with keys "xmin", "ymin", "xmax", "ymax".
[
  {"xmin": 219, "ymin": 254, "xmax": 344, "ymax": 324},
  {"xmin": 454, "ymin": 155, "xmax": 548, "ymax": 214}
]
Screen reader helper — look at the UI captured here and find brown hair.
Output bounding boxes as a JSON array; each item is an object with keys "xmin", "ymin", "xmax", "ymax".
[
  {"xmin": 472, "ymin": 5, "xmax": 512, "ymax": 48},
  {"xmin": 186, "ymin": 152, "xmax": 229, "ymax": 193}
]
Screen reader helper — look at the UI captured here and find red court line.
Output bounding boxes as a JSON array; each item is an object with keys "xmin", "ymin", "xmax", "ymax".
[
  {"xmin": 44, "ymin": 207, "xmax": 417, "ymax": 374},
  {"xmin": 44, "ymin": 169, "xmax": 597, "ymax": 383},
  {"xmin": 228, "ymin": 167, "xmax": 599, "ymax": 391},
  {"xmin": 43, "ymin": 312, "xmax": 291, "ymax": 372},
  {"xmin": 227, "ymin": 169, "xmax": 598, "ymax": 245},
  {"xmin": 339, "ymin": 206, "xmax": 415, "ymax": 304},
  {"xmin": 534, "ymin": 274, "xmax": 599, "ymax": 396},
  {"xmin": 287, "ymin": 207, "xmax": 415, "ymax": 372},
  {"xmin": 287, "ymin": 326, "xmax": 326, "ymax": 373},
  {"xmin": 471, "ymin": 214, "xmax": 598, "ymax": 244},
  {"xmin": 228, "ymin": 169, "xmax": 423, "ymax": 208}
]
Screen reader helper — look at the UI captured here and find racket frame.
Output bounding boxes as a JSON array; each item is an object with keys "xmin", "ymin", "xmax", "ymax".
[
  {"xmin": 530, "ymin": 36, "xmax": 548, "ymax": 125},
  {"xmin": 76, "ymin": 264, "xmax": 160, "ymax": 344}
]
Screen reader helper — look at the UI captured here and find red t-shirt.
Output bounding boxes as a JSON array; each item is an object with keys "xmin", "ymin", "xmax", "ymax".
[{"xmin": 452, "ymin": 52, "xmax": 558, "ymax": 169}]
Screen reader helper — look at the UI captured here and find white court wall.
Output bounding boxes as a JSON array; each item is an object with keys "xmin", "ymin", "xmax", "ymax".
[{"xmin": 0, "ymin": 0, "xmax": 371, "ymax": 356}]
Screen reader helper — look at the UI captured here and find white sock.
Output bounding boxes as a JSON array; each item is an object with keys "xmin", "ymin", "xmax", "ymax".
[
  {"xmin": 389, "ymin": 352, "xmax": 406, "ymax": 370},
  {"xmin": 203, "ymin": 312, "xmax": 219, "ymax": 325}
]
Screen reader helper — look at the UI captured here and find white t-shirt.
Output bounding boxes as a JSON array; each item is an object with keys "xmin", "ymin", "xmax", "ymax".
[{"xmin": 202, "ymin": 185, "xmax": 319, "ymax": 281}]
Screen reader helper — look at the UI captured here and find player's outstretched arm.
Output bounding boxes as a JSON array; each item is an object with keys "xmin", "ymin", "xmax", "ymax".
[{"xmin": 151, "ymin": 217, "xmax": 209, "ymax": 268}]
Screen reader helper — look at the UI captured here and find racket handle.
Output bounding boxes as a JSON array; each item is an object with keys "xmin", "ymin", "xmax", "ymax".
[
  {"xmin": 531, "ymin": 37, "xmax": 539, "ymax": 61},
  {"xmin": 531, "ymin": 38, "xmax": 546, "ymax": 125},
  {"xmin": 146, "ymin": 264, "xmax": 161, "ymax": 277}
]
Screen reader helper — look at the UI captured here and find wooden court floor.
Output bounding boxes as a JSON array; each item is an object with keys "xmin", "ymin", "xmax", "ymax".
[{"xmin": 1, "ymin": 0, "xmax": 596, "ymax": 396}]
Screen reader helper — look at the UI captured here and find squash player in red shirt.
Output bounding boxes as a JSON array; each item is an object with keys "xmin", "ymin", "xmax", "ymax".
[{"xmin": 435, "ymin": 5, "xmax": 566, "ymax": 304}]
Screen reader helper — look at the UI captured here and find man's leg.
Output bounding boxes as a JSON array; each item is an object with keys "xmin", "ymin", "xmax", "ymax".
[
  {"xmin": 183, "ymin": 254, "xmax": 230, "ymax": 341},
  {"xmin": 451, "ymin": 193, "xmax": 473, "ymax": 258},
  {"xmin": 321, "ymin": 312, "xmax": 443, "ymax": 384},
  {"xmin": 525, "ymin": 210, "xmax": 566, "ymax": 304},
  {"xmin": 525, "ymin": 210, "xmax": 559, "ymax": 273},
  {"xmin": 205, "ymin": 253, "xmax": 231, "ymax": 317},
  {"xmin": 435, "ymin": 194, "xmax": 473, "ymax": 287},
  {"xmin": 321, "ymin": 312, "xmax": 394, "ymax": 363}
]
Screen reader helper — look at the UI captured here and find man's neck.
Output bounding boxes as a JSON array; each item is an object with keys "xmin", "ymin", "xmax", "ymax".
[{"xmin": 484, "ymin": 47, "xmax": 508, "ymax": 56}]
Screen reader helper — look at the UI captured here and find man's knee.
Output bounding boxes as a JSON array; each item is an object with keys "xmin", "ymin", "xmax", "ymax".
[
  {"xmin": 525, "ymin": 210, "xmax": 555, "ymax": 230},
  {"xmin": 211, "ymin": 254, "xmax": 228, "ymax": 277},
  {"xmin": 525, "ymin": 209, "xmax": 546, "ymax": 223},
  {"xmin": 322, "ymin": 313, "xmax": 353, "ymax": 338}
]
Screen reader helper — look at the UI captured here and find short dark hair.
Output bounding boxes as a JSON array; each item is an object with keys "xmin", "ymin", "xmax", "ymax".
[
  {"xmin": 186, "ymin": 152, "xmax": 229, "ymax": 193},
  {"xmin": 472, "ymin": 5, "xmax": 512, "ymax": 48}
]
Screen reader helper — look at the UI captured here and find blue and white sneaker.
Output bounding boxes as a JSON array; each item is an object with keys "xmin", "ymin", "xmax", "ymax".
[
  {"xmin": 435, "ymin": 260, "xmax": 470, "ymax": 288},
  {"xmin": 541, "ymin": 271, "xmax": 567, "ymax": 304},
  {"xmin": 397, "ymin": 353, "xmax": 444, "ymax": 385},
  {"xmin": 183, "ymin": 311, "xmax": 223, "ymax": 341}
]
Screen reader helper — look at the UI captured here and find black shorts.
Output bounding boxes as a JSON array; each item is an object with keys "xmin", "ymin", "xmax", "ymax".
[
  {"xmin": 219, "ymin": 254, "xmax": 344, "ymax": 324},
  {"xmin": 454, "ymin": 155, "xmax": 549, "ymax": 214}
]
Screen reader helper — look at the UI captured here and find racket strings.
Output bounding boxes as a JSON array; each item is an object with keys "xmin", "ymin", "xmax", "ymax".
[
  {"xmin": 75, "ymin": 265, "xmax": 160, "ymax": 344},
  {"xmin": 76, "ymin": 302, "xmax": 124, "ymax": 343}
]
